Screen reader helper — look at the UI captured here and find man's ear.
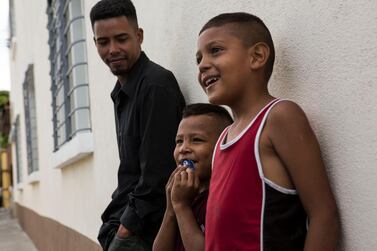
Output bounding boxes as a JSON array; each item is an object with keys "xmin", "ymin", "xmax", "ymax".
[
  {"xmin": 249, "ymin": 42, "xmax": 270, "ymax": 70},
  {"xmin": 136, "ymin": 28, "xmax": 144, "ymax": 44}
]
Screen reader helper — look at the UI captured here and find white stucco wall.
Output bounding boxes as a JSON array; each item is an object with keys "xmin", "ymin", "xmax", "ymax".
[
  {"xmin": 9, "ymin": 0, "xmax": 377, "ymax": 250},
  {"xmin": 133, "ymin": 1, "xmax": 377, "ymax": 250}
]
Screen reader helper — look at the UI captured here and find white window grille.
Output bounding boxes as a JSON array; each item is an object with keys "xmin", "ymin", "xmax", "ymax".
[{"xmin": 47, "ymin": 0, "xmax": 91, "ymax": 151}]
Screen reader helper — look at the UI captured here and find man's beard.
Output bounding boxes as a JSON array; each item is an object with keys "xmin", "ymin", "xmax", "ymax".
[{"xmin": 110, "ymin": 68, "xmax": 128, "ymax": 77}]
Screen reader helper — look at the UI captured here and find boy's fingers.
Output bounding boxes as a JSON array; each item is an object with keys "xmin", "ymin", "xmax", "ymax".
[
  {"xmin": 180, "ymin": 170, "xmax": 188, "ymax": 182},
  {"xmin": 167, "ymin": 167, "xmax": 180, "ymax": 188},
  {"xmin": 174, "ymin": 169, "xmax": 183, "ymax": 183},
  {"xmin": 186, "ymin": 168, "xmax": 195, "ymax": 186},
  {"xmin": 169, "ymin": 166, "xmax": 181, "ymax": 179}
]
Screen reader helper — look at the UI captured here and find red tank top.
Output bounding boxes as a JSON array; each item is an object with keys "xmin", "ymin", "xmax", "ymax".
[{"xmin": 205, "ymin": 99, "xmax": 307, "ymax": 251}]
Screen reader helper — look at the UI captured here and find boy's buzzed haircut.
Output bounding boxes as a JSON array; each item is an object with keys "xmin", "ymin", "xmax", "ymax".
[
  {"xmin": 90, "ymin": 0, "xmax": 138, "ymax": 29},
  {"xmin": 200, "ymin": 12, "xmax": 275, "ymax": 81},
  {"xmin": 183, "ymin": 103, "xmax": 233, "ymax": 127}
]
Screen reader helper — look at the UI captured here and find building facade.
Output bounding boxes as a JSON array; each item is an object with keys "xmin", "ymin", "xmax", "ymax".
[{"xmin": 8, "ymin": 0, "xmax": 377, "ymax": 250}]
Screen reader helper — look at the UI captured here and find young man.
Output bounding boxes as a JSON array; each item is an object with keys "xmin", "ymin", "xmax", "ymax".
[
  {"xmin": 196, "ymin": 13, "xmax": 340, "ymax": 250},
  {"xmin": 90, "ymin": 1, "xmax": 185, "ymax": 250},
  {"xmin": 153, "ymin": 103, "xmax": 233, "ymax": 251}
]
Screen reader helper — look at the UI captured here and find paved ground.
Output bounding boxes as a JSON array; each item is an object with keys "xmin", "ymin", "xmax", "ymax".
[{"xmin": 0, "ymin": 207, "xmax": 38, "ymax": 251}]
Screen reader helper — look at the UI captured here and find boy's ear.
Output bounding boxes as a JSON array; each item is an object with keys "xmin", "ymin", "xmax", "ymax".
[{"xmin": 249, "ymin": 42, "xmax": 270, "ymax": 70}]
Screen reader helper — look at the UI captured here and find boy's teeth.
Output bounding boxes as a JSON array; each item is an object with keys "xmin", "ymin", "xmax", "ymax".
[{"xmin": 206, "ymin": 77, "xmax": 219, "ymax": 86}]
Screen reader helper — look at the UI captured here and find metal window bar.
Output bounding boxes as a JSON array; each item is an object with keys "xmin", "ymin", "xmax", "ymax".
[
  {"xmin": 61, "ymin": 0, "xmax": 72, "ymax": 146},
  {"xmin": 47, "ymin": 2, "xmax": 59, "ymax": 150}
]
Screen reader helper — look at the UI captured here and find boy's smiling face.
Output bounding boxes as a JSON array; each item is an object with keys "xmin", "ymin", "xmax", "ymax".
[
  {"xmin": 174, "ymin": 115, "xmax": 222, "ymax": 182},
  {"xmin": 196, "ymin": 25, "xmax": 252, "ymax": 106}
]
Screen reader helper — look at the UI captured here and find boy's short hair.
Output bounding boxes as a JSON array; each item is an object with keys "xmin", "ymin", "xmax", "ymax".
[
  {"xmin": 200, "ymin": 12, "xmax": 275, "ymax": 81},
  {"xmin": 90, "ymin": 0, "xmax": 138, "ymax": 29},
  {"xmin": 183, "ymin": 103, "xmax": 233, "ymax": 131}
]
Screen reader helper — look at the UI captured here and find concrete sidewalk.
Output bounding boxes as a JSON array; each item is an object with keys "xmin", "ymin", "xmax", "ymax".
[{"xmin": 0, "ymin": 207, "xmax": 38, "ymax": 251}]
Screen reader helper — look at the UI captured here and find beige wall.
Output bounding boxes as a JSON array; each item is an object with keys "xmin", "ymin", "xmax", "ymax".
[{"xmin": 10, "ymin": 0, "xmax": 377, "ymax": 250}]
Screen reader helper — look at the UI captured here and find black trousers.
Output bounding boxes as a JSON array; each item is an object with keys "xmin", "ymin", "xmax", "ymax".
[{"xmin": 108, "ymin": 235, "xmax": 151, "ymax": 251}]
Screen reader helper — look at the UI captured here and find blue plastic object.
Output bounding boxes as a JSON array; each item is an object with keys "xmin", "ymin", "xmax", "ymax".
[{"xmin": 181, "ymin": 159, "xmax": 195, "ymax": 170}]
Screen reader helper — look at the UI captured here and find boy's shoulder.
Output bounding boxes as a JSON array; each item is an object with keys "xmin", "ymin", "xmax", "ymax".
[
  {"xmin": 270, "ymin": 100, "xmax": 306, "ymax": 119},
  {"xmin": 266, "ymin": 100, "xmax": 310, "ymax": 136}
]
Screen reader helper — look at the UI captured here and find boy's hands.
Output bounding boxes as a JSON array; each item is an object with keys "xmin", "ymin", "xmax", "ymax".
[
  {"xmin": 165, "ymin": 167, "xmax": 183, "ymax": 214},
  {"xmin": 171, "ymin": 166, "xmax": 200, "ymax": 209}
]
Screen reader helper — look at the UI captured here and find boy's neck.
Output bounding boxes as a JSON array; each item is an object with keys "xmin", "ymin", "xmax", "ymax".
[
  {"xmin": 228, "ymin": 89, "xmax": 274, "ymax": 138},
  {"xmin": 231, "ymin": 89, "xmax": 273, "ymax": 121},
  {"xmin": 228, "ymin": 75, "xmax": 270, "ymax": 118},
  {"xmin": 199, "ymin": 180, "xmax": 209, "ymax": 193}
]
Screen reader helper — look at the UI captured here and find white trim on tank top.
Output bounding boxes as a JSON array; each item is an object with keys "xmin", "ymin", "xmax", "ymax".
[
  {"xmin": 211, "ymin": 127, "xmax": 229, "ymax": 171},
  {"xmin": 219, "ymin": 99, "xmax": 279, "ymax": 150},
  {"xmin": 254, "ymin": 99, "xmax": 298, "ymax": 195}
]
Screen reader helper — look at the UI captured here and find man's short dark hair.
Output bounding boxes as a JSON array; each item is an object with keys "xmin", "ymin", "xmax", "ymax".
[
  {"xmin": 182, "ymin": 103, "xmax": 233, "ymax": 126},
  {"xmin": 90, "ymin": 0, "xmax": 138, "ymax": 29},
  {"xmin": 200, "ymin": 12, "xmax": 275, "ymax": 81}
]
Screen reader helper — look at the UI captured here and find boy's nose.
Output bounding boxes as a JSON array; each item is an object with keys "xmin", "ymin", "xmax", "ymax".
[
  {"xmin": 198, "ymin": 56, "xmax": 211, "ymax": 73},
  {"xmin": 179, "ymin": 142, "xmax": 192, "ymax": 154}
]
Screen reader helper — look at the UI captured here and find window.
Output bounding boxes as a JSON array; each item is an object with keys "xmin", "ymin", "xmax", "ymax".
[
  {"xmin": 9, "ymin": 0, "xmax": 16, "ymax": 38},
  {"xmin": 47, "ymin": 0, "xmax": 91, "ymax": 151},
  {"xmin": 11, "ymin": 116, "xmax": 22, "ymax": 184},
  {"xmin": 23, "ymin": 65, "xmax": 39, "ymax": 175}
]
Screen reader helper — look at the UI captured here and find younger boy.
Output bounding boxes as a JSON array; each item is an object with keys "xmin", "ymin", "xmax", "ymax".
[
  {"xmin": 153, "ymin": 104, "xmax": 233, "ymax": 251},
  {"xmin": 196, "ymin": 13, "xmax": 340, "ymax": 250}
]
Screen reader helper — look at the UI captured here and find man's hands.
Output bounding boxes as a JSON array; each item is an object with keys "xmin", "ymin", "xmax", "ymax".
[
  {"xmin": 165, "ymin": 166, "xmax": 200, "ymax": 214},
  {"xmin": 117, "ymin": 224, "xmax": 133, "ymax": 238}
]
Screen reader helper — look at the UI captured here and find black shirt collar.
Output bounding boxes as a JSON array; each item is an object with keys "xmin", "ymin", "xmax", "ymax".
[{"xmin": 111, "ymin": 51, "xmax": 149, "ymax": 101}]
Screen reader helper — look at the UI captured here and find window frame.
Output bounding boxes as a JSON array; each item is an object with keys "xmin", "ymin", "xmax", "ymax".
[
  {"xmin": 47, "ymin": 0, "xmax": 93, "ymax": 168},
  {"xmin": 10, "ymin": 115, "xmax": 23, "ymax": 186},
  {"xmin": 23, "ymin": 64, "xmax": 40, "ymax": 177},
  {"xmin": 47, "ymin": 0, "xmax": 91, "ymax": 149}
]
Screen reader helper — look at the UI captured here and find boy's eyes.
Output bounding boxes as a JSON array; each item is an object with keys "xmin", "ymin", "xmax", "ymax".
[
  {"xmin": 175, "ymin": 137, "xmax": 204, "ymax": 144},
  {"xmin": 210, "ymin": 47, "xmax": 223, "ymax": 54},
  {"xmin": 193, "ymin": 137, "xmax": 204, "ymax": 142},
  {"xmin": 196, "ymin": 55, "xmax": 202, "ymax": 65},
  {"xmin": 196, "ymin": 47, "xmax": 224, "ymax": 64}
]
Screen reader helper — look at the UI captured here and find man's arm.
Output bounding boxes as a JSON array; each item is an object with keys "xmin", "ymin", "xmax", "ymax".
[
  {"xmin": 120, "ymin": 83, "xmax": 183, "ymax": 236},
  {"xmin": 268, "ymin": 101, "xmax": 340, "ymax": 251}
]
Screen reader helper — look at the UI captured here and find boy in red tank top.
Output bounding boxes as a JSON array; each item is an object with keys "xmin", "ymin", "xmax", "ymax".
[
  {"xmin": 153, "ymin": 104, "xmax": 233, "ymax": 251},
  {"xmin": 196, "ymin": 13, "xmax": 340, "ymax": 251}
]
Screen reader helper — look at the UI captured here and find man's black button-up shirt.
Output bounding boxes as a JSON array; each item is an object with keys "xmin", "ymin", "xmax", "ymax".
[{"xmin": 98, "ymin": 52, "xmax": 185, "ymax": 248}]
